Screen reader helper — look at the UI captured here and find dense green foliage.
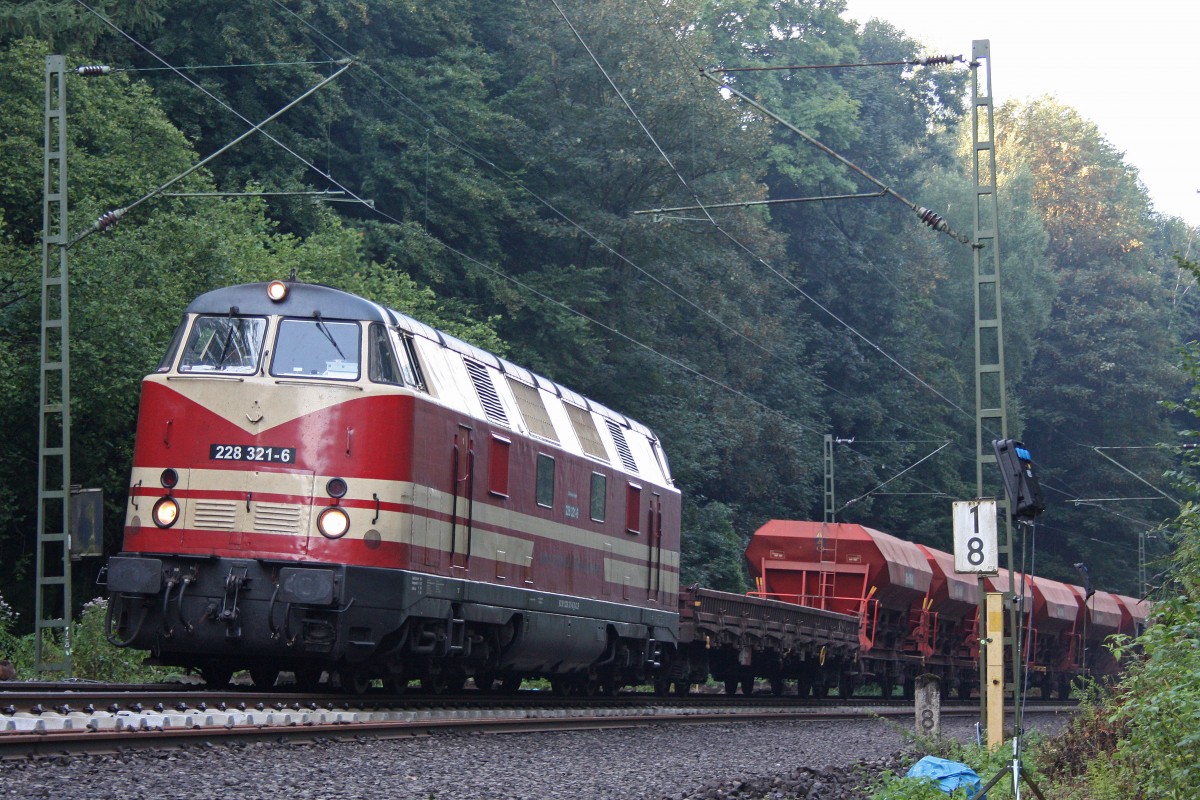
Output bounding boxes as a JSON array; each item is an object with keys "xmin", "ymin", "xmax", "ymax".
[
  {"xmin": 1026, "ymin": 307, "xmax": 1200, "ymax": 799},
  {"xmin": 0, "ymin": 0, "xmax": 1195, "ymax": 637},
  {"xmin": 0, "ymin": 591, "xmax": 174, "ymax": 681},
  {"xmin": 1105, "ymin": 327, "xmax": 1200, "ymax": 797}
]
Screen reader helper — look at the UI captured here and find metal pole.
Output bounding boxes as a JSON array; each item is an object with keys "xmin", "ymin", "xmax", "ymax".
[
  {"xmin": 36, "ymin": 55, "xmax": 72, "ymax": 673},
  {"xmin": 971, "ymin": 39, "xmax": 1018, "ymax": 734},
  {"xmin": 824, "ymin": 434, "xmax": 835, "ymax": 523}
]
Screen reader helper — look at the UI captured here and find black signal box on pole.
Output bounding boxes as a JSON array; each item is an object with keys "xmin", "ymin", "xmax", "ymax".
[{"xmin": 992, "ymin": 439, "xmax": 1046, "ymax": 521}]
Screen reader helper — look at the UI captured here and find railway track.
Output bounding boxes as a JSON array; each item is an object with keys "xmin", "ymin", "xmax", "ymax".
[{"xmin": 0, "ymin": 682, "xmax": 1076, "ymax": 759}]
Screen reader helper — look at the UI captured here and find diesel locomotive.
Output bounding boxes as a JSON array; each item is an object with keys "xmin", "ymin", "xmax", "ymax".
[{"xmin": 103, "ymin": 279, "xmax": 856, "ymax": 694}]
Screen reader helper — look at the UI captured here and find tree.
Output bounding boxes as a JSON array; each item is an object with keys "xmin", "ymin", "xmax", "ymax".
[
  {"xmin": 995, "ymin": 99, "xmax": 1185, "ymax": 590},
  {"xmin": 0, "ymin": 38, "xmax": 502, "ymax": 625}
]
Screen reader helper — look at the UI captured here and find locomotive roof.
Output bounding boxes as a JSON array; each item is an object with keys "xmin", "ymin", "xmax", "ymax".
[
  {"xmin": 187, "ymin": 282, "xmax": 394, "ymax": 323},
  {"xmin": 186, "ymin": 281, "xmax": 654, "ymax": 438}
]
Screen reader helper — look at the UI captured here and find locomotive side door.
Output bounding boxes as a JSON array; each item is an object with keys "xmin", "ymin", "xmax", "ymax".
[
  {"xmin": 449, "ymin": 424, "xmax": 474, "ymax": 571},
  {"xmin": 647, "ymin": 492, "xmax": 663, "ymax": 602},
  {"xmin": 414, "ymin": 483, "xmax": 440, "ymax": 568}
]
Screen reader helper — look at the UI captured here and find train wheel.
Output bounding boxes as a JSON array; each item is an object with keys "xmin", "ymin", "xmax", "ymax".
[
  {"xmin": 343, "ymin": 668, "xmax": 372, "ymax": 695},
  {"xmin": 250, "ymin": 667, "xmax": 278, "ymax": 689},
  {"xmin": 770, "ymin": 677, "xmax": 785, "ymax": 696},
  {"xmin": 383, "ymin": 668, "xmax": 408, "ymax": 695},
  {"xmin": 740, "ymin": 677, "xmax": 754, "ymax": 696},
  {"xmin": 653, "ymin": 679, "xmax": 670, "ymax": 697},
  {"xmin": 474, "ymin": 673, "xmax": 497, "ymax": 694},
  {"xmin": 201, "ymin": 664, "xmax": 233, "ymax": 688},
  {"xmin": 672, "ymin": 681, "xmax": 691, "ymax": 697},
  {"xmin": 500, "ymin": 675, "xmax": 523, "ymax": 694},
  {"xmin": 838, "ymin": 674, "xmax": 855, "ymax": 699},
  {"xmin": 879, "ymin": 677, "xmax": 894, "ymax": 699},
  {"xmin": 292, "ymin": 666, "xmax": 324, "ymax": 691},
  {"xmin": 724, "ymin": 678, "xmax": 739, "ymax": 696}
]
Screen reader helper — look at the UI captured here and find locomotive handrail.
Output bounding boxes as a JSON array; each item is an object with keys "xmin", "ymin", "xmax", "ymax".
[
  {"xmin": 466, "ymin": 446, "xmax": 476, "ymax": 567},
  {"xmin": 269, "ymin": 379, "xmax": 363, "ymax": 390},
  {"xmin": 450, "ymin": 443, "xmax": 461, "ymax": 564},
  {"xmin": 166, "ymin": 374, "xmax": 246, "ymax": 382}
]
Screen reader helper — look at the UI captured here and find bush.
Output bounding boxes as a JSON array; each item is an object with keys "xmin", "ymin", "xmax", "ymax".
[
  {"xmin": 0, "ymin": 593, "xmax": 174, "ymax": 683},
  {"xmin": 1034, "ymin": 681, "xmax": 1134, "ymax": 800},
  {"xmin": 0, "ymin": 592, "xmax": 34, "ymax": 679},
  {"xmin": 70, "ymin": 597, "xmax": 175, "ymax": 683}
]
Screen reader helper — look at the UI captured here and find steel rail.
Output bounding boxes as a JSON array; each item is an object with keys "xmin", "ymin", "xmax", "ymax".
[{"xmin": 0, "ymin": 700, "xmax": 1077, "ymax": 760}]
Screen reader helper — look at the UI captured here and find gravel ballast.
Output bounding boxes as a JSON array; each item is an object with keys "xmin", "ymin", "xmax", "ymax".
[{"xmin": 0, "ymin": 713, "xmax": 1068, "ymax": 800}]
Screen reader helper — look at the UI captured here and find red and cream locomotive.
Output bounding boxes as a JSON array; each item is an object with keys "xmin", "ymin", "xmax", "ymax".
[{"xmin": 105, "ymin": 279, "xmax": 682, "ymax": 693}]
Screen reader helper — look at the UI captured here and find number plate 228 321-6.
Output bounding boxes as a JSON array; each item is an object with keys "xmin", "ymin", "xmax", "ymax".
[{"xmin": 209, "ymin": 444, "xmax": 296, "ymax": 463}]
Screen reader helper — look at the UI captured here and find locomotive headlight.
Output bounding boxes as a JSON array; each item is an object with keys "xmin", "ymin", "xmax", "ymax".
[
  {"xmin": 266, "ymin": 280, "xmax": 289, "ymax": 302},
  {"xmin": 317, "ymin": 507, "xmax": 350, "ymax": 539},
  {"xmin": 152, "ymin": 496, "xmax": 180, "ymax": 528}
]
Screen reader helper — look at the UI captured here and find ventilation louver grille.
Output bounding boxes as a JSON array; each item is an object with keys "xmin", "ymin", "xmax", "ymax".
[
  {"xmin": 565, "ymin": 403, "xmax": 608, "ymax": 461},
  {"xmin": 254, "ymin": 503, "xmax": 303, "ymax": 534},
  {"xmin": 464, "ymin": 359, "xmax": 510, "ymax": 427},
  {"xmin": 508, "ymin": 377, "xmax": 558, "ymax": 441},
  {"xmin": 605, "ymin": 419, "xmax": 637, "ymax": 472},
  {"xmin": 192, "ymin": 500, "xmax": 237, "ymax": 531}
]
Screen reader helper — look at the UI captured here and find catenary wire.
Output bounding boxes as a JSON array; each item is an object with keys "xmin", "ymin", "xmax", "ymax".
[{"xmin": 270, "ymin": 0, "xmax": 967, "ymax": 462}]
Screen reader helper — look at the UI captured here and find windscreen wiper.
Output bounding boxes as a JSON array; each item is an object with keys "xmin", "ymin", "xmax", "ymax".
[{"xmin": 313, "ymin": 312, "xmax": 347, "ymax": 360}]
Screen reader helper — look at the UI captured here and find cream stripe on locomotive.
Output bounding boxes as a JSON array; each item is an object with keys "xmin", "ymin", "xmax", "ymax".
[
  {"xmin": 128, "ymin": 466, "xmax": 679, "ymax": 590},
  {"xmin": 158, "ymin": 374, "xmax": 371, "ymax": 436}
]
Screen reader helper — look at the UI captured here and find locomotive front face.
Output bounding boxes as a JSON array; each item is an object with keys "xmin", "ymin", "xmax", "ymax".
[
  {"xmin": 106, "ymin": 281, "xmax": 682, "ymax": 690},
  {"xmin": 123, "ymin": 293, "xmax": 403, "ymax": 563}
]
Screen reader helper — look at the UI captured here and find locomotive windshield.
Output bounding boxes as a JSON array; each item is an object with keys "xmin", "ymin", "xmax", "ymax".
[
  {"xmin": 270, "ymin": 318, "xmax": 361, "ymax": 380},
  {"xmin": 178, "ymin": 316, "xmax": 268, "ymax": 375}
]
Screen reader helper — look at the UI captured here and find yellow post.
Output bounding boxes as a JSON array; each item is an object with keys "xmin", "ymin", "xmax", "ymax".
[{"xmin": 986, "ymin": 592, "xmax": 1005, "ymax": 750}]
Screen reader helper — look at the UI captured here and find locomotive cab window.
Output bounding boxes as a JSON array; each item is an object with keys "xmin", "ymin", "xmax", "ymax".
[
  {"xmin": 398, "ymin": 333, "xmax": 425, "ymax": 390},
  {"xmin": 179, "ymin": 315, "xmax": 268, "ymax": 375},
  {"xmin": 270, "ymin": 318, "xmax": 361, "ymax": 380},
  {"xmin": 155, "ymin": 318, "xmax": 188, "ymax": 373},
  {"xmin": 368, "ymin": 323, "xmax": 402, "ymax": 384}
]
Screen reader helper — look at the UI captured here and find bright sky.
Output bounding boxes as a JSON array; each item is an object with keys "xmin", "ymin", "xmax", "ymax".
[{"xmin": 841, "ymin": 0, "xmax": 1200, "ymax": 229}]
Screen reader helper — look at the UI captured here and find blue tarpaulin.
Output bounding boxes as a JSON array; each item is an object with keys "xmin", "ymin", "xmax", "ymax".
[{"xmin": 905, "ymin": 755, "xmax": 985, "ymax": 799}]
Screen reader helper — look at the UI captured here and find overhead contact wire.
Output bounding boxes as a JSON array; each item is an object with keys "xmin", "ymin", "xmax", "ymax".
[
  {"xmin": 553, "ymin": 0, "xmax": 978, "ymax": 435},
  {"xmin": 72, "ymin": 0, "xmax": 372, "ymax": 236}
]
